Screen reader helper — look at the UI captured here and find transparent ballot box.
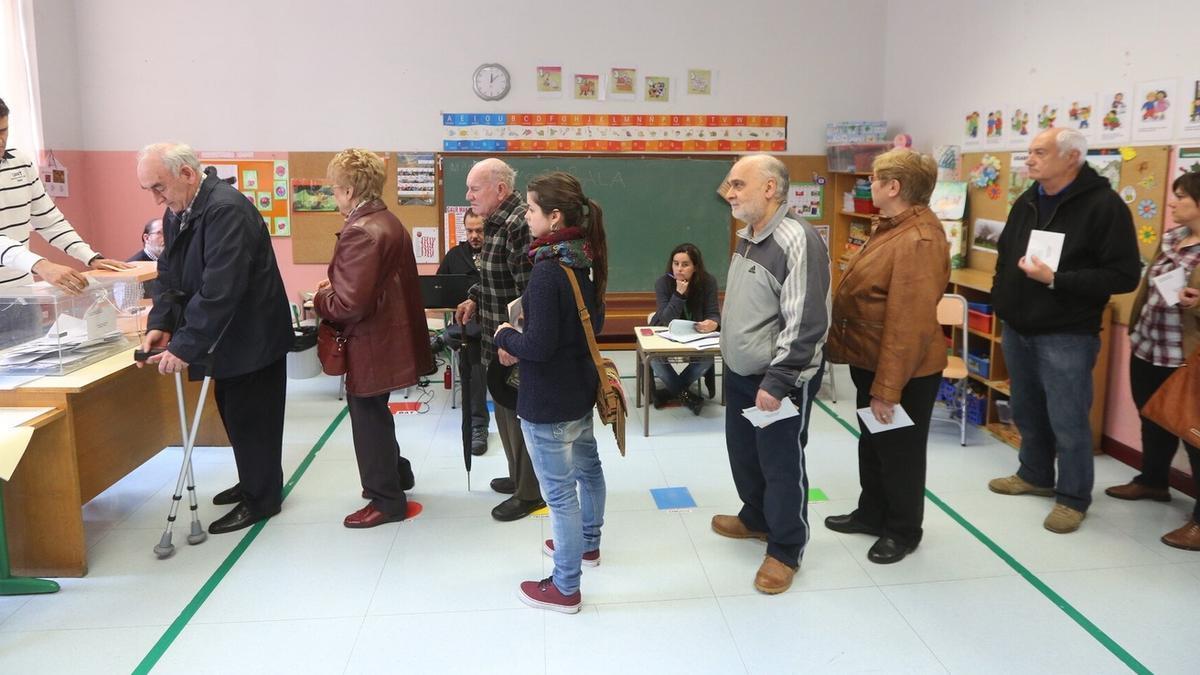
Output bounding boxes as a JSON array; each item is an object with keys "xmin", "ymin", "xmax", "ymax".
[{"xmin": 0, "ymin": 276, "xmax": 142, "ymax": 376}]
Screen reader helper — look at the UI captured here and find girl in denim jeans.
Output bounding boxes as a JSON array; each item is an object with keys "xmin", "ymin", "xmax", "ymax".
[{"xmin": 494, "ymin": 171, "xmax": 608, "ymax": 614}]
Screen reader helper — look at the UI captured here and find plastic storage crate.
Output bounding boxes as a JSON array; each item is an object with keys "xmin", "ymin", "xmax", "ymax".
[
  {"xmin": 966, "ymin": 391, "xmax": 988, "ymax": 425},
  {"xmin": 967, "ymin": 352, "xmax": 990, "ymax": 379}
]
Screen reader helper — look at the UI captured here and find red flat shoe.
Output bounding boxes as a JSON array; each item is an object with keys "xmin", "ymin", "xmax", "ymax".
[{"xmin": 343, "ymin": 504, "xmax": 406, "ymax": 529}]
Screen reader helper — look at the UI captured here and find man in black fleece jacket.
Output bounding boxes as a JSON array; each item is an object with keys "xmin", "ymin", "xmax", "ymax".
[{"xmin": 987, "ymin": 128, "xmax": 1140, "ymax": 534}]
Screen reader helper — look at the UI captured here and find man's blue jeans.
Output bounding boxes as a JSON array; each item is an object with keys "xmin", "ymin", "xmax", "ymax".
[
  {"xmin": 1001, "ymin": 323, "xmax": 1100, "ymax": 512},
  {"xmin": 521, "ymin": 414, "xmax": 606, "ymax": 595}
]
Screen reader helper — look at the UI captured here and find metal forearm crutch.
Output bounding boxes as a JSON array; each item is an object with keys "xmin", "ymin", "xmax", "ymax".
[{"xmin": 152, "ymin": 370, "xmax": 212, "ymax": 557}]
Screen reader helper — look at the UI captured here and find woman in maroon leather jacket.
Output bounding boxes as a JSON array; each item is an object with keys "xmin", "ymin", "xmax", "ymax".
[{"xmin": 314, "ymin": 149, "xmax": 433, "ymax": 529}]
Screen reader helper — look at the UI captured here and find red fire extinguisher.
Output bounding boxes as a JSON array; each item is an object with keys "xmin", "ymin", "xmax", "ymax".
[{"xmin": 444, "ymin": 365, "xmax": 452, "ymax": 389}]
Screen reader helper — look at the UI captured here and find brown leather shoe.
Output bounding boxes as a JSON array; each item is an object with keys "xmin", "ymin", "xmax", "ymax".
[
  {"xmin": 754, "ymin": 555, "xmax": 797, "ymax": 594},
  {"xmin": 711, "ymin": 515, "xmax": 768, "ymax": 541},
  {"xmin": 1161, "ymin": 519, "xmax": 1200, "ymax": 551},
  {"xmin": 1104, "ymin": 481, "xmax": 1171, "ymax": 502}
]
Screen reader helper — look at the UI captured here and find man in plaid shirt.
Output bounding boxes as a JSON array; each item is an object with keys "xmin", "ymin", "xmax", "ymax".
[{"xmin": 456, "ymin": 158, "xmax": 544, "ymax": 521}]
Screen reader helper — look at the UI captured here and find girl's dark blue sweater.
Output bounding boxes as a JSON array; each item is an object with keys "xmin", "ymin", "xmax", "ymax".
[{"xmin": 494, "ymin": 259, "xmax": 604, "ymax": 424}]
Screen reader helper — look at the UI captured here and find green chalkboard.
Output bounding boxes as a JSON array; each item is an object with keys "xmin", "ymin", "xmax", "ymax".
[{"xmin": 440, "ymin": 155, "xmax": 734, "ymax": 292}]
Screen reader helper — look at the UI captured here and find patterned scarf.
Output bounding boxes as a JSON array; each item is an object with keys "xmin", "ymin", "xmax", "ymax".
[{"xmin": 528, "ymin": 226, "xmax": 593, "ymax": 269}]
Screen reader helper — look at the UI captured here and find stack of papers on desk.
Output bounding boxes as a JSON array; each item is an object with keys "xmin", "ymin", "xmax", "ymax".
[
  {"xmin": 659, "ymin": 319, "xmax": 720, "ymax": 348},
  {"xmin": 0, "ymin": 313, "xmax": 126, "ymax": 372}
]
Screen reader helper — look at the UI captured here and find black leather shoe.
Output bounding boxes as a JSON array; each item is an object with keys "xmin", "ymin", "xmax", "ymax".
[
  {"xmin": 824, "ymin": 513, "xmax": 883, "ymax": 536},
  {"xmin": 491, "ymin": 496, "xmax": 545, "ymax": 522},
  {"xmin": 208, "ymin": 503, "xmax": 280, "ymax": 535},
  {"xmin": 867, "ymin": 536, "xmax": 915, "ymax": 564},
  {"xmin": 212, "ymin": 484, "xmax": 243, "ymax": 506},
  {"xmin": 490, "ymin": 477, "xmax": 516, "ymax": 495}
]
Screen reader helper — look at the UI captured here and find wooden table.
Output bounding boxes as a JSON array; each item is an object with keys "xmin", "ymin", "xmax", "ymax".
[
  {"xmin": 633, "ymin": 326, "xmax": 724, "ymax": 436},
  {"xmin": 0, "ymin": 349, "xmax": 227, "ymax": 577}
]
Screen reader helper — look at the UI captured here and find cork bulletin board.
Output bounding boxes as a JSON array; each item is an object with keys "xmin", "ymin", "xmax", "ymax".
[{"xmin": 962, "ymin": 146, "xmax": 1170, "ymax": 324}]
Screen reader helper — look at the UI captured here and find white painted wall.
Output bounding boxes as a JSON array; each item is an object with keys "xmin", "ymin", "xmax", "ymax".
[
  {"xmin": 34, "ymin": 0, "xmax": 888, "ymax": 154},
  {"xmin": 31, "ymin": 0, "xmax": 83, "ymax": 150},
  {"xmin": 882, "ymin": 0, "xmax": 1200, "ymax": 150}
]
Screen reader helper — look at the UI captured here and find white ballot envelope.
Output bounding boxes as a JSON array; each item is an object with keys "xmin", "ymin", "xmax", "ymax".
[
  {"xmin": 856, "ymin": 404, "xmax": 916, "ymax": 434},
  {"xmin": 1025, "ymin": 230, "xmax": 1066, "ymax": 272},
  {"xmin": 741, "ymin": 397, "xmax": 800, "ymax": 428},
  {"xmin": 1150, "ymin": 267, "xmax": 1186, "ymax": 307}
]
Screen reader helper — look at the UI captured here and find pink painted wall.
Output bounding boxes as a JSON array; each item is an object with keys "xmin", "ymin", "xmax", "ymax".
[{"xmin": 38, "ymin": 151, "xmax": 331, "ymax": 304}]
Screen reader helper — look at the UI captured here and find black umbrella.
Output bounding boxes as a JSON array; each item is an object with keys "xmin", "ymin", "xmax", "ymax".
[{"xmin": 445, "ymin": 320, "xmax": 482, "ymax": 488}]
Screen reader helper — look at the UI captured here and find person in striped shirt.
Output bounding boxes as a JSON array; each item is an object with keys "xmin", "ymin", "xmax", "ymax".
[{"xmin": 0, "ymin": 98, "xmax": 129, "ymax": 293}]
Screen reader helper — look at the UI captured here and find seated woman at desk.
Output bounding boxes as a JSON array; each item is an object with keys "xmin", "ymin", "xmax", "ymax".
[{"xmin": 650, "ymin": 243, "xmax": 720, "ymax": 414}]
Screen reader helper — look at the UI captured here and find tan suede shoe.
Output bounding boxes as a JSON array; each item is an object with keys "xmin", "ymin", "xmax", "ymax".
[
  {"xmin": 988, "ymin": 474, "xmax": 1054, "ymax": 497},
  {"xmin": 711, "ymin": 515, "xmax": 768, "ymax": 541},
  {"xmin": 1161, "ymin": 519, "xmax": 1200, "ymax": 551},
  {"xmin": 1044, "ymin": 504, "xmax": 1086, "ymax": 533},
  {"xmin": 754, "ymin": 555, "xmax": 797, "ymax": 594}
]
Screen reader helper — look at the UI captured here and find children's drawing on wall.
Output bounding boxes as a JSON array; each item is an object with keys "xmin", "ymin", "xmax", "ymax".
[
  {"xmin": 608, "ymin": 68, "xmax": 636, "ymax": 100},
  {"xmin": 1097, "ymin": 89, "xmax": 1133, "ymax": 144},
  {"xmin": 1008, "ymin": 152, "xmax": 1034, "ymax": 211},
  {"xmin": 933, "ymin": 145, "xmax": 962, "ymax": 180},
  {"xmin": 1085, "ymin": 150, "xmax": 1123, "ymax": 191},
  {"xmin": 644, "ymin": 76, "xmax": 670, "ymax": 102},
  {"xmin": 1133, "ymin": 78, "xmax": 1177, "ymax": 142},
  {"xmin": 971, "ymin": 217, "xmax": 1006, "ymax": 252},
  {"xmin": 1175, "ymin": 147, "xmax": 1200, "ymax": 179},
  {"xmin": 1179, "ymin": 77, "xmax": 1200, "ymax": 139},
  {"xmin": 984, "ymin": 107, "xmax": 1004, "ymax": 146},
  {"xmin": 537, "ymin": 66, "xmax": 563, "ymax": 98},
  {"xmin": 1065, "ymin": 94, "xmax": 1096, "ymax": 138},
  {"xmin": 1036, "ymin": 102, "xmax": 1059, "ymax": 130},
  {"xmin": 687, "ymin": 69, "xmax": 713, "ymax": 96},
  {"xmin": 963, "ymin": 110, "xmax": 982, "ymax": 147},
  {"xmin": 574, "ymin": 73, "xmax": 599, "ymax": 100}
]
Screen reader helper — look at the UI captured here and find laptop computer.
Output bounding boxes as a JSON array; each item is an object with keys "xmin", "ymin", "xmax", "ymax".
[{"xmin": 419, "ymin": 274, "xmax": 474, "ymax": 309}]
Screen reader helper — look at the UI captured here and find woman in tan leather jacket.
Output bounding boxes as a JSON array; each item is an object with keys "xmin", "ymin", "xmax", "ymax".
[
  {"xmin": 314, "ymin": 149, "xmax": 433, "ymax": 529},
  {"xmin": 824, "ymin": 148, "xmax": 950, "ymax": 564}
]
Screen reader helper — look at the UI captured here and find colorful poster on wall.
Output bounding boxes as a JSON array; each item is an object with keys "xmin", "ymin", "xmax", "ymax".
[
  {"xmin": 396, "ymin": 152, "xmax": 435, "ymax": 206},
  {"xmin": 941, "ymin": 220, "xmax": 966, "ymax": 269},
  {"xmin": 929, "ymin": 181, "xmax": 967, "ymax": 220},
  {"xmin": 687, "ymin": 69, "xmax": 713, "ymax": 95},
  {"xmin": 1178, "ymin": 75, "xmax": 1200, "ymax": 139},
  {"xmin": 200, "ymin": 156, "xmax": 290, "ymax": 236},
  {"xmin": 441, "ymin": 113, "xmax": 788, "ymax": 153},
  {"xmin": 412, "ymin": 227, "xmax": 439, "ymax": 264},
  {"xmin": 1175, "ymin": 147, "xmax": 1200, "ymax": 179},
  {"xmin": 644, "ymin": 76, "xmax": 670, "ymax": 103},
  {"xmin": 608, "ymin": 68, "xmax": 636, "ymax": 100},
  {"xmin": 962, "ymin": 108, "xmax": 983, "ymax": 148},
  {"xmin": 787, "ymin": 183, "xmax": 823, "ymax": 219},
  {"xmin": 1085, "ymin": 149, "xmax": 1123, "ymax": 191},
  {"xmin": 1063, "ymin": 94, "xmax": 1097, "ymax": 139},
  {"xmin": 933, "ymin": 145, "xmax": 962, "ymax": 180},
  {"xmin": 1132, "ymin": 78, "xmax": 1177, "ymax": 142},
  {"xmin": 291, "ymin": 179, "xmax": 337, "ymax": 212},
  {"xmin": 443, "ymin": 206, "xmax": 470, "ymax": 253},
  {"xmin": 1034, "ymin": 98, "xmax": 1064, "ymax": 132},
  {"xmin": 972, "ymin": 217, "xmax": 1006, "ymax": 253},
  {"xmin": 1008, "ymin": 152, "xmax": 1034, "ymax": 211},
  {"xmin": 1096, "ymin": 88, "xmax": 1133, "ymax": 145},
  {"xmin": 983, "ymin": 105, "xmax": 1005, "ymax": 148},
  {"xmin": 536, "ymin": 66, "xmax": 562, "ymax": 99},
  {"xmin": 1007, "ymin": 103, "xmax": 1034, "ymax": 150},
  {"xmin": 574, "ymin": 73, "xmax": 600, "ymax": 100}
]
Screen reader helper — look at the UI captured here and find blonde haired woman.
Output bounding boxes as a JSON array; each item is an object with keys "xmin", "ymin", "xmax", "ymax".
[
  {"xmin": 314, "ymin": 149, "xmax": 433, "ymax": 528},
  {"xmin": 825, "ymin": 149, "xmax": 950, "ymax": 564}
]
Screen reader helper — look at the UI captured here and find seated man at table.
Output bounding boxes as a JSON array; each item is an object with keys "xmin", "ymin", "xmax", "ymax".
[
  {"xmin": 437, "ymin": 209, "xmax": 489, "ymax": 454},
  {"xmin": 127, "ymin": 217, "xmax": 164, "ymax": 299},
  {"xmin": 649, "ymin": 242, "xmax": 720, "ymax": 414}
]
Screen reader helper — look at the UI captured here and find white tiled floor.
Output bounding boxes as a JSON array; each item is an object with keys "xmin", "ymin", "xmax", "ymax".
[{"xmin": 2, "ymin": 360, "xmax": 1196, "ymax": 674}]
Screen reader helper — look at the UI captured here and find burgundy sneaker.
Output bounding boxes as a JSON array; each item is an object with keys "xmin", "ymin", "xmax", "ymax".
[
  {"xmin": 518, "ymin": 577, "xmax": 581, "ymax": 614},
  {"xmin": 543, "ymin": 539, "xmax": 600, "ymax": 567}
]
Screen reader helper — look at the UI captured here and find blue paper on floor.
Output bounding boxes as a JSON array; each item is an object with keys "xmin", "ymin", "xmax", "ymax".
[{"xmin": 650, "ymin": 486, "xmax": 697, "ymax": 510}]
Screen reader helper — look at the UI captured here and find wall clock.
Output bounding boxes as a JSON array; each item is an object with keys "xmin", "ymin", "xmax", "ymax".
[{"xmin": 473, "ymin": 63, "xmax": 511, "ymax": 101}]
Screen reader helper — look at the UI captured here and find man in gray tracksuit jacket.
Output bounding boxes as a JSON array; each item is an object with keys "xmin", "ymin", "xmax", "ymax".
[{"xmin": 711, "ymin": 154, "xmax": 831, "ymax": 595}]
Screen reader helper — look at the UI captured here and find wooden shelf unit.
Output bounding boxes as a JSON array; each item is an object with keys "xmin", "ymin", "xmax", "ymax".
[
  {"xmin": 948, "ymin": 269, "xmax": 1111, "ymax": 452},
  {"xmin": 829, "ymin": 172, "xmax": 880, "ymax": 289}
]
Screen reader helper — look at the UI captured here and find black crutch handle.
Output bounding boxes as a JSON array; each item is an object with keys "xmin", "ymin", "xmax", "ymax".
[{"xmin": 134, "ymin": 348, "xmax": 166, "ymax": 362}]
